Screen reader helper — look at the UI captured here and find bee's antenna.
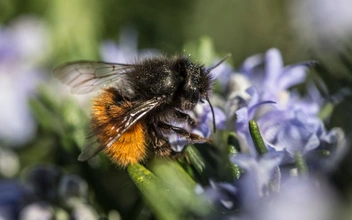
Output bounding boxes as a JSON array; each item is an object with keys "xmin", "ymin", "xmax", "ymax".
[
  {"xmin": 207, "ymin": 53, "xmax": 232, "ymax": 73},
  {"xmin": 206, "ymin": 96, "xmax": 217, "ymax": 133},
  {"xmin": 204, "ymin": 54, "xmax": 231, "ymax": 133}
]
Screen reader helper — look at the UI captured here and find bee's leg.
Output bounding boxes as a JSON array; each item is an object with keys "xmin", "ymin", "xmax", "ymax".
[
  {"xmin": 154, "ymin": 143, "xmax": 172, "ymax": 157},
  {"xmin": 150, "ymin": 124, "xmax": 185, "ymax": 158},
  {"xmin": 157, "ymin": 122, "xmax": 209, "ymax": 143},
  {"xmin": 169, "ymin": 149, "xmax": 185, "ymax": 159},
  {"xmin": 174, "ymin": 110, "xmax": 196, "ymax": 126},
  {"xmin": 149, "ymin": 124, "xmax": 172, "ymax": 157},
  {"xmin": 150, "ymin": 124, "xmax": 168, "ymax": 144},
  {"xmin": 153, "ymin": 141, "xmax": 184, "ymax": 159}
]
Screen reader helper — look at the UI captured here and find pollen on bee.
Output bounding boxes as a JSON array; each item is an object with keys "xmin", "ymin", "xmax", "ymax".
[{"xmin": 91, "ymin": 88, "xmax": 148, "ymax": 167}]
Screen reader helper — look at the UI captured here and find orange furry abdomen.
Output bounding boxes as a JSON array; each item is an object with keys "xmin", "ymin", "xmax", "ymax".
[
  {"xmin": 104, "ymin": 122, "xmax": 146, "ymax": 167},
  {"xmin": 91, "ymin": 88, "xmax": 148, "ymax": 167}
]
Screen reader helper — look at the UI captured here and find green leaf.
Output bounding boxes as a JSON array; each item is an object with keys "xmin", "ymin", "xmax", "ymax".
[
  {"xmin": 294, "ymin": 151, "xmax": 309, "ymax": 175},
  {"xmin": 249, "ymin": 120, "xmax": 268, "ymax": 155},
  {"xmin": 227, "ymin": 132, "xmax": 241, "ymax": 153},
  {"xmin": 28, "ymin": 96, "xmax": 64, "ymax": 134},
  {"xmin": 150, "ymin": 159, "xmax": 211, "ymax": 218},
  {"xmin": 127, "ymin": 163, "xmax": 181, "ymax": 220},
  {"xmin": 227, "ymin": 145, "xmax": 241, "ymax": 179},
  {"xmin": 185, "ymin": 145, "xmax": 205, "ymax": 173}
]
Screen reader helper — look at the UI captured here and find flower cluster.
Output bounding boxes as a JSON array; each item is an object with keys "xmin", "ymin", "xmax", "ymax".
[
  {"xmin": 199, "ymin": 48, "xmax": 346, "ymax": 219},
  {"xmin": 98, "ymin": 38, "xmax": 347, "ymax": 218}
]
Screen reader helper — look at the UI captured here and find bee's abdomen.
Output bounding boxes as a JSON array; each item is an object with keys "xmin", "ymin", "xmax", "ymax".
[
  {"xmin": 91, "ymin": 88, "xmax": 148, "ymax": 167},
  {"xmin": 104, "ymin": 122, "xmax": 146, "ymax": 167}
]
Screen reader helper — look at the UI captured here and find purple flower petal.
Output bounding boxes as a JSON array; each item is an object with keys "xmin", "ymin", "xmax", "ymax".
[
  {"xmin": 255, "ymin": 177, "xmax": 338, "ymax": 220},
  {"xmin": 264, "ymin": 48, "xmax": 283, "ymax": 88},
  {"xmin": 258, "ymin": 109, "xmax": 325, "ymax": 156},
  {"xmin": 231, "ymin": 152, "xmax": 283, "ymax": 208},
  {"xmin": 241, "ymin": 54, "xmax": 263, "ymax": 75},
  {"xmin": 278, "ymin": 64, "xmax": 308, "ymax": 91}
]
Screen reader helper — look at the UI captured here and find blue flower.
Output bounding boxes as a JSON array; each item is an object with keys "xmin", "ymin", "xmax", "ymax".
[
  {"xmin": 99, "ymin": 27, "xmax": 159, "ymax": 63},
  {"xmin": 209, "ymin": 59, "xmax": 235, "ymax": 93},
  {"xmin": 226, "ymin": 49, "xmax": 337, "ymax": 161},
  {"xmin": 307, "ymin": 127, "xmax": 348, "ymax": 173},
  {"xmin": 254, "ymin": 177, "xmax": 338, "ymax": 220},
  {"xmin": 99, "ymin": 28, "xmax": 138, "ymax": 63},
  {"xmin": 286, "ymin": 83, "xmax": 324, "ymax": 116},
  {"xmin": 257, "ymin": 108, "xmax": 324, "ymax": 156},
  {"xmin": 190, "ymin": 103, "xmax": 226, "ymax": 137},
  {"xmin": 197, "ymin": 181, "xmax": 238, "ymax": 212},
  {"xmin": 198, "ymin": 152, "xmax": 283, "ymax": 219},
  {"xmin": 0, "ymin": 180, "xmax": 27, "ymax": 220},
  {"xmin": 219, "ymin": 48, "xmax": 315, "ymax": 114},
  {"xmin": 0, "ymin": 16, "xmax": 48, "ymax": 146},
  {"xmin": 231, "ymin": 152, "xmax": 283, "ymax": 210},
  {"xmin": 241, "ymin": 48, "xmax": 314, "ymax": 107},
  {"xmin": 200, "ymin": 47, "xmax": 346, "ymax": 220},
  {"xmin": 233, "ymin": 87, "xmax": 275, "ymax": 154}
]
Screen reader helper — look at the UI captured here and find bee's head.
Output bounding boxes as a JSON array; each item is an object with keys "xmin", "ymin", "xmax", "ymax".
[
  {"xmin": 173, "ymin": 54, "xmax": 231, "ymax": 131},
  {"xmin": 172, "ymin": 58, "xmax": 208, "ymax": 109}
]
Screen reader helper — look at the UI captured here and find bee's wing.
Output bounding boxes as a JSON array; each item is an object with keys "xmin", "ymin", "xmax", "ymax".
[
  {"xmin": 77, "ymin": 97, "xmax": 162, "ymax": 161},
  {"xmin": 53, "ymin": 61, "xmax": 135, "ymax": 94}
]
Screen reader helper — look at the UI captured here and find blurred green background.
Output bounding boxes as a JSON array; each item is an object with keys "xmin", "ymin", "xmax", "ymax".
[
  {"xmin": 0, "ymin": 0, "xmax": 328, "ymax": 61},
  {"xmin": 1, "ymin": 0, "xmax": 352, "ymax": 219},
  {"xmin": 2, "ymin": 0, "xmax": 351, "ymax": 86}
]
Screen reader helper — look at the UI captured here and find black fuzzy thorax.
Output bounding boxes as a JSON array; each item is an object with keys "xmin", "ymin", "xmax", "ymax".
[
  {"xmin": 126, "ymin": 56, "xmax": 212, "ymax": 105},
  {"xmin": 125, "ymin": 56, "xmax": 212, "ymax": 124}
]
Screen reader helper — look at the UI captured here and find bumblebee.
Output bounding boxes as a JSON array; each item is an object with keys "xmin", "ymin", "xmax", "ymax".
[{"xmin": 54, "ymin": 55, "xmax": 230, "ymax": 167}]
